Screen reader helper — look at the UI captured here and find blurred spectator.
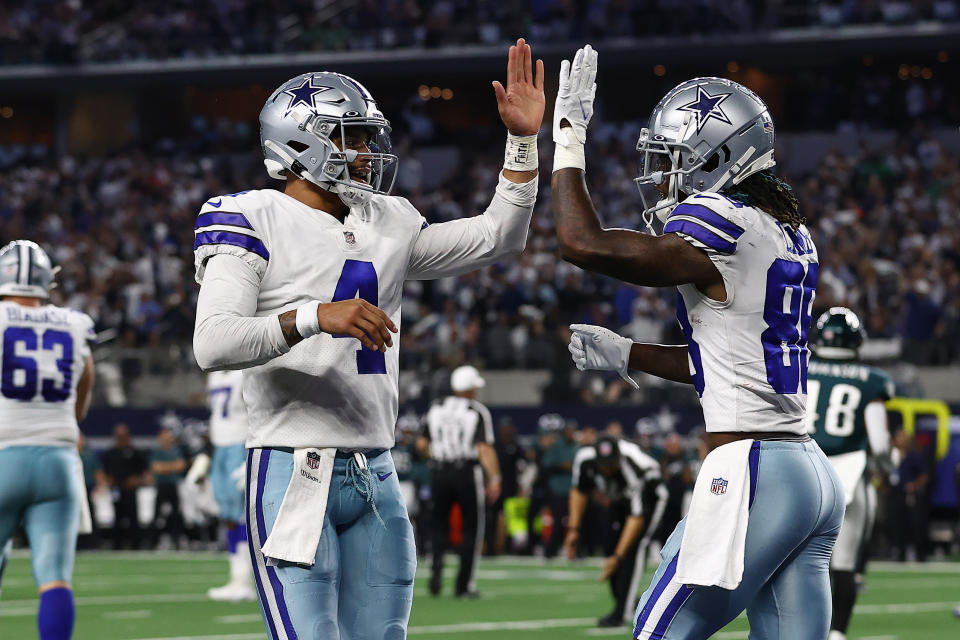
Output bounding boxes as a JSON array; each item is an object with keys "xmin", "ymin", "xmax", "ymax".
[
  {"xmin": 540, "ymin": 420, "xmax": 578, "ymax": 557},
  {"xmin": 101, "ymin": 423, "xmax": 148, "ymax": 549},
  {"xmin": 887, "ymin": 429, "xmax": 932, "ymax": 561},
  {"xmin": 150, "ymin": 427, "xmax": 187, "ymax": 549},
  {"xmin": 486, "ymin": 419, "xmax": 527, "ymax": 555}
]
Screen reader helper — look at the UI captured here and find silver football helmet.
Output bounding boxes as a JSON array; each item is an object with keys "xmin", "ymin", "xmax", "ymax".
[
  {"xmin": 0, "ymin": 240, "xmax": 57, "ymax": 299},
  {"xmin": 635, "ymin": 77, "xmax": 776, "ymax": 226},
  {"xmin": 260, "ymin": 71, "xmax": 397, "ymax": 206}
]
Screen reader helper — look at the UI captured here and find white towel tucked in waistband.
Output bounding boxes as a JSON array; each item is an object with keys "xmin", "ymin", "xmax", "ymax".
[
  {"xmin": 75, "ymin": 454, "xmax": 93, "ymax": 535},
  {"xmin": 260, "ymin": 447, "xmax": 336, "ymax": 566},
  {"xmin": 675, "ymin": 439, "xmax": 755, "ymax": 590}
]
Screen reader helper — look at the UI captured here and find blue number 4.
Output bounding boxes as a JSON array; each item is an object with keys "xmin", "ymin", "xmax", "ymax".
[
  {"xmin": 332, "ymin": 260, "xmax": 387, "ymax": 375},
  {"xmin": 761, "ymin": 259, "xmax": 818, "ymax": 394},
  {"xmin": 1, "ymin": 327, "xmax": 74, "ymax": 402}
]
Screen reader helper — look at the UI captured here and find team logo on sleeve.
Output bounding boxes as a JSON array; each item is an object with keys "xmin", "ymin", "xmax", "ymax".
[
  {"xmin": 306, "ymin": 451, "xmax": 321, "ymax": 470},
  {"xmin": 710, "ymin": 477, "xmax": 728, "ymax": 495}
]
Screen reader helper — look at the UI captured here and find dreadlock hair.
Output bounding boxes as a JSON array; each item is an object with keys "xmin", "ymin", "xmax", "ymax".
[{"xmin": 723, "ymin": 169, "xmax": 804, "ymax": 230}]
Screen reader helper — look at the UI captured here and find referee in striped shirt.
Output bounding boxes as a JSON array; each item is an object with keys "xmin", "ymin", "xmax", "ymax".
[
  {"xmin": 565, "ymin": 436, "xmax": 668, "ymax": 628},
  {"xmin": 421, "ymin": 365, "xmax": 501, "ymax": 598}
]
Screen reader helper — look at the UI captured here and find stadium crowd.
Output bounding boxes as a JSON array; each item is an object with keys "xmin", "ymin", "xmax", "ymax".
[
  {"xmin": 2, "ymin": 0, "xmax": 959, "ymax": 65},
  {"xmin": 2, "ymin": 113, "xmax": 959, "ymax": 385}
]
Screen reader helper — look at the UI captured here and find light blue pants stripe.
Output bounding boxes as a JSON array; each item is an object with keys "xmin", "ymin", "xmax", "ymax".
[
  {"xmin": 246, "ymin": 448, "xmax": 416, "ymax": 640},
  {"xmin": 634, "ymin": 439, "xmax": 844, "ymax": 640},
  {"xmin": 0, "ymin": 446, "xmax": 82, "ymax": 586}
]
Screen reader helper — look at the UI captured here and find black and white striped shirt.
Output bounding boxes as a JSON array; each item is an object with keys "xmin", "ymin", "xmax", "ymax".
[
  {"xmin": 571, "ymin": 439, "xmax": 662, "ymax": 517},
  {"xmin": 424, "ymin": 396, "xmax": 494, "ymax": 463}
]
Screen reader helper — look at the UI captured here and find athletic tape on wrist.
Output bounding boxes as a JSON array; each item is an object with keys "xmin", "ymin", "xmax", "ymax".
[
  {"xmin": 504, "ymin": 133, "xmax": 539, "ymax": 172},
  {"xmin": 295, "ymin": 300, "xmax": 322, "ymax": 339},
  {"xmin": 553, "ymin": 140, "xmax": 586, "ymax": 172}
]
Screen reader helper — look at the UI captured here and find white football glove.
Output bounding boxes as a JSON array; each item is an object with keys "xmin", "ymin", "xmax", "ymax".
[
  {"xmin": 553, "ymin": 44, "xmax": 598, "ymax": 146},
  {"xmin": 568, "ymin": 323, "xmax": 639, "ymax": 389}
]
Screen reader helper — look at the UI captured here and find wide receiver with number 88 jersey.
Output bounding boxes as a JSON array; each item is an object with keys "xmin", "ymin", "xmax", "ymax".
[{"xmin": 554, "ymin": 45, "xmax": 842, "ymax": 639}]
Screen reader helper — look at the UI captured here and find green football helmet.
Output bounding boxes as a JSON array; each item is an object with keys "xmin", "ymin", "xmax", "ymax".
[{"xmin": 812, "ymin": 306, "xmax": 864, "ymax": 360}]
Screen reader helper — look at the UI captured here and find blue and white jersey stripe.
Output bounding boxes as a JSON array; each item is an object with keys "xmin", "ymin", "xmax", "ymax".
[
  {"xmin": 664, "ymin": 202, "xmax": 745, "ymax": 255},
  {"xmin": 194, "ymin": 209, "xmax": 269, "ymax": 261}
]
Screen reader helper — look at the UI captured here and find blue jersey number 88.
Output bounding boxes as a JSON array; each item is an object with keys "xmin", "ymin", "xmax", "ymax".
[
  {"xmin": 1, "ymin": 326, "xmax": 75, "ymax": 402},
  {"xmin": 760, "ymin": 259, "xmax": 818, "ymax": 394}
]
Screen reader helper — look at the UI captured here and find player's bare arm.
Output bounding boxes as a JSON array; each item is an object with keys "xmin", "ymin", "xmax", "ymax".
[
  {"xmin": 550, "ymin": 45, "xmax": 724, "ymax": 298},
  {"xmin": 598, "ymin": 515, "xmax": 644, "ymax": 582},
  {"xmin": 493, "ymin": 38, "xmax": 545, "ymax": 184},
  {"xmin": 568, "ymin": 324, "xmax": 693, "ymax": 386},
  {"xmin": 277, "ymin": 299, "xmax": 397, "ymax": 352}
]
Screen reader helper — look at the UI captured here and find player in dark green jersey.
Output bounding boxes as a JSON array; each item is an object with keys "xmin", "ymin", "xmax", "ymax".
[{"xmin": 807, "ymin": 307, "xmax": 894, "ymax": 640}]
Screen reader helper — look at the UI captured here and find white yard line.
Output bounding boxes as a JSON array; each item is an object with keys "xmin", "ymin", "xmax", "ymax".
[
  {"xmin": 854, "ymin": 601, "xmax": 958, "ymax": 614},
  {"xmin": 1, "ymin": 593, "xmax": 207, "ymax": 608},
  {"xmin": 215, "ymin": 614, "xmax": 263, "ymax": 624},
  {"xmin": 408, "ymin": 617, "xmax": 597, "ymax": 634},
  {"xmin": 128, "ymin": 635, "xmax": 264, "ymax": 640},
  {"xmin": 104, "ymin": 609, "xmax": 153, "ymax": 620}
]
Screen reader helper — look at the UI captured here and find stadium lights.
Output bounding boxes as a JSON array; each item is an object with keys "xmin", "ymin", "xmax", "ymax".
[
  {"xmin": 417, "ymin": 85, "xmax": 454, "ymax": 101},
  {"xmin": 0, "ymin": 107, "xmax": 12, "ymax": 118},
  {"xmin": 653, "ymin": 64, "xmax": 666, "ymax": 76},
  {"xmin": 726, "ymin": 61, "xmax": 739, "ymax": 73}
]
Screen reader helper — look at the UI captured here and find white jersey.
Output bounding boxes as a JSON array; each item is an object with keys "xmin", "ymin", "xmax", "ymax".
[
  {"xmin": 663, "ymin": 193, "xmax": 819, "ymax": 434},
  {"xmin": 207, "ymin": 369, "xmax": 248, "ymax": 447},
  {"xmin": 0, "ymin": 301, "xmax": 95, "ymax": 448},
  {"xmin": 193, "ymin": 177, "xmax": 531, "ymax": 450}
]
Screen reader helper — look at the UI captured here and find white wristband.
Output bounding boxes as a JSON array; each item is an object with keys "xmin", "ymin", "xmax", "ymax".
[
  {"xmin": 504, "ymin": 133, "xmax": 538, "ymax": 172},
  {"xmin": 295, "ymin": 300, "xmax": 322, "ymax": 339},
  {"xmin": 553, "ymin": 139, "xmax": 585, "ymax": 172}
]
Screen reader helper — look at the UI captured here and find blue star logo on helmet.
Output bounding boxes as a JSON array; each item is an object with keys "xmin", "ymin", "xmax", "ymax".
[
  {"xmin": 678, "ymin": 85, "xmax": 733, "ymax": 134},
  {"xmin": 282, "ymin": 76, "xmax": 347, "ymax": 113}
]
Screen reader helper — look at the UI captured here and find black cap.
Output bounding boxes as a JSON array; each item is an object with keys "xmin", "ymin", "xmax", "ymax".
[{"xmin": 595, "ymin": 436, "xmax": 620, "ymax": 465}]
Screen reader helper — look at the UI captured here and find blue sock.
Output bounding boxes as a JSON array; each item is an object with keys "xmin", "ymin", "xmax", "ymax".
[
  {"xmin": 38, "ymin": 587, "xmax": 74, "ymax": 640},
  {"xmin": 225, "ymin": 522, "xmax": 247, "ymax": 554}
]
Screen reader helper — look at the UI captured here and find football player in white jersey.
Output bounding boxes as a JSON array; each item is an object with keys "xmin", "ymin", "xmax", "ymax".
[
  {"xmin": 553, "ymin": 46, "xmax": 843, "ymax": 638},
  {"xmin": 192, "ymin": 40, "xmax": 543, "ymax": 639},
  {"xmin": 0, "ymin": 240, "xmax": 95, "ymax": 640},
  {"xmin": 203, "ymin": 369, "xmax": 256, "ymax": 601}
]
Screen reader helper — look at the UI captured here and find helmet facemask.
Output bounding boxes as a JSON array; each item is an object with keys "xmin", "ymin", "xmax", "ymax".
[
  {"xmin": 634, "ymin": 113, "xmax": 704, "ymax": 230},
  {"xmin": 264, "ymin": 110, "xmax": 397, "ymax": 207}
]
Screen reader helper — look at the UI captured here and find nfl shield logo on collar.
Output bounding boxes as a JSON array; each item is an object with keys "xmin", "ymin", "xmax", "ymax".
[
  {"xmin": 343, "ymin": 231, "xmax": 356, "ymax": 245},
  {"xmin": 306, "ymin": 451, "xmax": 321, "ymax": 470},
  {"xmin": 711, "ymin": 477, "xmax": 728, "ymax": 495}
]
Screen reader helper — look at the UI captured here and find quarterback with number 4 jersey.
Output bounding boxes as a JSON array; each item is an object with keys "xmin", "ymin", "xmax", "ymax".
[
  {"xmin": 0, "ymin": 240, "xmax": 95, "ymax": 640},
  {"xmin": 807, "ymin": 307, "xmax": 893, "ymax": 640},
  {"xmin": 553, "ymin": 45, "xmax": 842, "ymax": 639},
  {"xmin": 192, "ymin": 39, "xmax": 544, "ymax": 639}
]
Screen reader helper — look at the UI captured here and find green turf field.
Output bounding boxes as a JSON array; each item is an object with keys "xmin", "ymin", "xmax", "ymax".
[{"xmin": 1, "ymin": 552, "xmax": 958, "ymax": 639}]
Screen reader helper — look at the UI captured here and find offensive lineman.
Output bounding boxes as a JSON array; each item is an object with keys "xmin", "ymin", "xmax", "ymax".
[
  {"xmin": 0, "ymin": 240, "xmax": 96, "ymax": 640},
  {"xmin": 554, "ymin": 46, "xmax": 843, "ymax": 637},
  {"xmin": 192, "ymin": 40, "xmax": 544, "ymax": 638},
  {"xmin": 204, "ymin": 369, "xmax": 256, "ymax": 601},
  {"xmin": 807, "ymin": 307, "xmax": 893, "ymax": 640}
]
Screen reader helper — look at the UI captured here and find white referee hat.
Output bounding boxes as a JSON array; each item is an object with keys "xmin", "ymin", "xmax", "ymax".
[{"xmin": 451, "ymin": 365, "xmax": 486, "ymax": 392}]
